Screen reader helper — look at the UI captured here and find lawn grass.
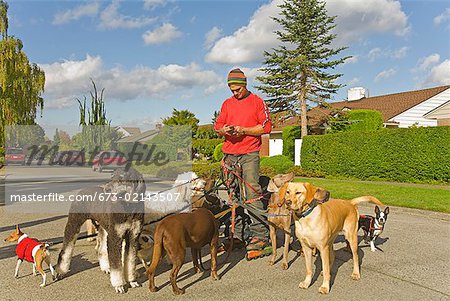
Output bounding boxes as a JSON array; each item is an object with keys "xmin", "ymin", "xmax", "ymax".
[{"xmin": 294, "ymin": 177, "xmax": 450, "ymax": 213}]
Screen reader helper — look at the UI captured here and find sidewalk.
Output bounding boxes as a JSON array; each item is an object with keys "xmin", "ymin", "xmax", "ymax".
[{"xmin": 0, "ymin": 204, "xmax": 449, "ymax": 301}]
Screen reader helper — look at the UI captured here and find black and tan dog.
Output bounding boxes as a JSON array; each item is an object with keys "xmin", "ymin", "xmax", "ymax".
[
  {"xmin": 285, "ymin": 182, "xmax": 383, "ymax": 294},
  {"xmin": 147, "ymin": 207, "xmax": 220, "ymax": 295},
  {"xmin": 55, "ymin": 167, "xmax": 145, "ymax": 293}
]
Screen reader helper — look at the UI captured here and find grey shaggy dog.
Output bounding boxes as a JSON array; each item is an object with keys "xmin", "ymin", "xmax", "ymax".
[{"xmin": 55, "ymin": 167, "xmax": 146, "ymax": 293}]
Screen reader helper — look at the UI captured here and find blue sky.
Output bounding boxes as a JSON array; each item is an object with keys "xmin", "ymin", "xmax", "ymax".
[{"xmin": 6, "ymin": 0, "xmax": 450, "ymax": 136}]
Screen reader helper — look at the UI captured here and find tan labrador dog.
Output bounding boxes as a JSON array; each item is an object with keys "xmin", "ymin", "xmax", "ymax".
[{"xmin": 284, "ymin": 182, "xmax": 383, "ymax": 294}]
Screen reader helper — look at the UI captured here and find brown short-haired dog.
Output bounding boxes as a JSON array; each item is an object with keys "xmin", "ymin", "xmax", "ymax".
[
  {"xmin": 146, "ymin": 207, "xmax": 220, "ymax": 295},
  {"xmin": 284, "ymin": 182, "xmax": 383, "ymax": 294}
]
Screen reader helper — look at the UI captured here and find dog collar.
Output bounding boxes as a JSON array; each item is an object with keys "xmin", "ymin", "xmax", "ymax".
[{"xmin": 18, "ymin": 234, "xmax": 28, "ymax": 243}]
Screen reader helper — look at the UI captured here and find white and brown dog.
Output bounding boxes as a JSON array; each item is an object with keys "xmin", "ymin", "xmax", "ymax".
[
  {"xmin": 4, "ymin": 225, "xmax": 56, "ymax": 287},
  {"xmin": 284, "ymin": 182, "xmax": 383, "ymax": 294}
]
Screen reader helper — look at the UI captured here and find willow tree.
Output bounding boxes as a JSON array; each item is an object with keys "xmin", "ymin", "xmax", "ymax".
[
  {"xmin": 0, "ymin": 1, "xmax": 45, "ymax": 147},
  {"xmin": 256, "ymin": 0, "xmax": 349, "ymax": 137}
]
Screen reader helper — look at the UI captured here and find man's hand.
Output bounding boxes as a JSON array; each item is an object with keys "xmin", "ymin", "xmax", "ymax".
[
  {"xmin": 233, "ymin": 126, "xmax": 245, "ymax": 137},
  {"xmin": 219, "ymin": 125, "xmax": 235, "ymax": 136}
]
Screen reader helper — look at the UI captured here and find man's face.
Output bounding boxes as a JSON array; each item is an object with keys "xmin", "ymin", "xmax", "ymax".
[{"xmin": 229, "ymin": 84, "xmax": 248, "ymax": 100}]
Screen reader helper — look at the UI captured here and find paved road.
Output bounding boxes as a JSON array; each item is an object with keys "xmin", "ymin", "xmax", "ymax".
[{"xmin": 0, "ymin": 197, "xmax": 449, "ymax": 301}]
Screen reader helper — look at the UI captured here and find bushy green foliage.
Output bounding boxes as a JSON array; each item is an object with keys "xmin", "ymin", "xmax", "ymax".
[
  {"xmin": 213, "ymin": 143, "xmax": 224, "ymax": 162},
  {"xmin": 195, "ymin": 124, "xmax": 219, "ymax": 139},
  {"xmin": 259, "ymin": 165, "xmax": 277, "ymax": 178},
  {"xmin": 287, "ymin": 165, "xmax": 325, "ymax": 178},
  {"xmin": 192, "ymin": 162, "xmax": 222, "ymax": 178},
  {"xmin": 301, "ymin": 127, "xmax": 450, "ymax": 183},
  {"xmin": 260, "ymin": 155, "xmax": 294, "ymax": 174},
  {"xmin": 282, "ymin": 126, "xmax": 301, "ymax": 161},
  {"xmin": 328, "ymin": 109, "xmax": 383, "ymax": 133},
  {"xmin": 0, "ymin": 146, "xmax": 4, "ymax": 165},
  {"xmin": 192, "ymin": 138, "xmax": 223, "ymax": 157}
]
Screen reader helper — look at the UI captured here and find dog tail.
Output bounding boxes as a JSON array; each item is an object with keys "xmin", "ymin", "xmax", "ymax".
[
  {"xmin": 351, "ymin": 196, "xmax": 384, "ymax": 206},
  {"xmin": 146, "ymin": 225, "xmax": 164, "ymax": 277}
]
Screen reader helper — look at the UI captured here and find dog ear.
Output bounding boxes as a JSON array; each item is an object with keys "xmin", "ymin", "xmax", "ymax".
[
  {"xmin": 287, "ymin": 172, "xmax": 295, "ymax": 182},
  {"xmin": 313, "ymin": 188, "xmax": 330, "ymax": 203},
  {"xmin": 267, "ymin": 180, "xmax": 278, "ymax": 193},
  {"xmin": 278, "ymin": 183, "xmax": 289, "ymax": 200},
  {"xmin": 384, "ymin": 206, "xmax": 389, "ymax": 215},
  {"xmin": 16, "ymin": 224, "xmax": 20, "ymax": 233},
  {"xmin": 375, "ymin": 205, "xmax": 380, "ymax": 214},
  {"xmin": 304, "ymin": 183, "xmax": 317, "ymax": 203}
]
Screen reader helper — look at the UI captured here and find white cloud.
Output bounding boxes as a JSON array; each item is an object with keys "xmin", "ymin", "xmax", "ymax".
[
  {"xmin": 143, "ymin": 0, "xmax": 167, "ymax": 10},
  {"xmin": 416, "ymin": 54, "xmax": 441, "ymax": 71},
  {"xmin": 99, "ymin": 1, "xmax": 156, "ymax": 29},
  {"xmin": 39, "ymin": 55, "xmax": 222, "ymax": 109},
  {"xmin": 142, "ymin": 23, "xmax": 182, "ymax": 45},
  {"xmin": 368, "ymin": 46, "xmax": 408, "ymax": 62},
  {"xmin": 206, "ymin": 0, "xmax": 410, "ymax": 64},
  {"xmin": 53, "ymin": 2, "xmax": 100, "ymax": 25},
  {"xmin": 434, "ymin": 8, "xmax": 450, "ymax": 26},
  {"xmin": 375, "ymin": 68, "xmax": 397, "ymax": 82},
  {"xmin": 347, "ymin": 78, "xmax": 360, "ymax": 86},
  {"xmin": 424, "ymin": 60, "xmax": 450, "ymax": 86},
  {"xmin": 368, "ymin": 48, "xmax": 382, "ymax": 62},
  {"xmin": 204, "ymin": 26, "xmax": 223, "ymax": 49},
  {"xmin": 392, "ymin": 46, "xmax": 408, "ymax": 59}
]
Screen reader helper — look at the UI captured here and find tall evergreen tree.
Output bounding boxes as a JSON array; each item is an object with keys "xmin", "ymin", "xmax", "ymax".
[
  {"xmin": 0, "ymin": 1, "xmax": 45, "ymax": 147},
  {"xmin": 256, "ymin": 0, "xmax": 349, "ymax": 137}
]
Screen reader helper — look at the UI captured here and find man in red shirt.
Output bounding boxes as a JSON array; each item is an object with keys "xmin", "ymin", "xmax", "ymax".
[{"xmin": 214, "ymin": 68, "xmax": 272, "ymax": 260}]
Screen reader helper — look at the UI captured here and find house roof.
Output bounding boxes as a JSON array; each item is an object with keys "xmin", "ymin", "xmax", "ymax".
[
  {"xmin": 423, "ymin": 100, "xmax": 450, "ymax": 119},
  {"xmin": 307, "ymin": 85, "xmax": 450, "ymax": 126},
  {"xmin": 116, "ymin": 126, "xmax": 141, "ymax": 136},
  {"xmin": 118, "ymin": 129, "xmax": 159, "ymax": 143}
]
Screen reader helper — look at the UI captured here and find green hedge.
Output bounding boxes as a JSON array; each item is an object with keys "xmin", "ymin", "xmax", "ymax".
[
  {"xmin": 192, "ymin": 138, "xmax": 223, "ymax": 157},
  {"xmin": 260, "ymin": 155, "xmax": 294, "ymax": 174},
  {"xmin": 328, "ymin": 109, "xmax": 383, "ymax": 133},
  {"xmin": 213, "ymin": 143, "xmax": 224, "ymax": 162},
  {"xmin": 282, "ymin": 125, "xmax": 301, "ymax": 161},
  {"xmin": 0, "ymin": 146, "xmax": 4, "ymax": 166},
  {"xmin": 301, "ymin": 127, "xmax": 450, "ymax": 183}
]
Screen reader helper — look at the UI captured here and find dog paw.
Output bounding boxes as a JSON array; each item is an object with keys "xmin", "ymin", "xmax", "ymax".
[
  {"xmin": 114, "ymin": 285, "xmax": 126, "ymax": 294},
  {"xmin": 267, "ymin": 259, "xmax": 275, "ymax": 266},
  {"xmin": 101, "ymin": 267, "xmax": 110, "ymax": 274},
  {"xmin": 298, "ymin": 281, "xmax": 310, "ymax": 289},
  {"xmin": 351, "ymin": 272, "xmax": 361, "ymax": 280},
  {"xmin": 319, "ymin": 286, "xmax": 329, "ymax": 294},
  {"xmin": 149, "ymin": 286, "xmax": 159, "ymax": 293},
  {"xmin": 281, "ymin": 262, "xmax": 288, "ymax": 270},
  {"xmin": 129, "ymin": 281, "xmax": 141, "ymax": 288},
  {"xmin": 14, "ymin": 274, "xmax": 19, "ymax": 279},
  {"xmin": 40, "ymin": 283, "xmax": 46, "ymax": 288},
  {"xmin": 211, "ymin": 272, "xmax": 220, "ymax": 281},
  {"xmin": 173, "ymin": 288, "xmax": 185, "ymax": 295}
]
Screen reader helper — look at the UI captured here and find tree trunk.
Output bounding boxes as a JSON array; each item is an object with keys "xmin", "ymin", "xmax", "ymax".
[{"xmin": 299, "ymin": 82, "xmax": 308, "ymax": 138}]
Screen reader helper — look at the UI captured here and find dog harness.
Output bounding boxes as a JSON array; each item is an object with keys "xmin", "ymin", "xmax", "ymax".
[
  {"xmin": 16, "ymin": 234, "xmax": 43, "ymax": 263},
  {"xmin": 360, "ymin": 215, "xmax": 384, "ymax": 232}
]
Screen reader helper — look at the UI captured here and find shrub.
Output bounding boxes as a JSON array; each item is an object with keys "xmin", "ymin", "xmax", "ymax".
[
  {"xmin": 282, "ymin": 125, "xmax": 301, "ymax": 161},
  {"xmin": 287, "ymin": 165, "xmax": 326, "ymax": 178},
  {"xmin": 195, "ymin": 124, "xmax": 219, "ymax": 139},
  {"xmin": 328, "ymin": 109, "xmax": 383, "ymax": 133},
  {"xmin": 260, "ymin": 155, "xmax": 294, "ymax": 174},
  {"xmin": 0, "ymin": 146, "xmax": 4, "ymax": 166},
  {"xmin": 192, "ymin": 162, "xmax": 222, "ymax": 178},
  {"xmin": 192, "ymin": 138, "xmax": 223, "ymax": 157},
  {"xmin": 213, "ymin": 143, "xmax": 224, "ymax": 162},
  {"xmin": 301, "ymin": 127, "xmax": 450, "ymax": 183},
  {"xmin": 259, "ymin": 165, "xmax": 277, "ymax": 178}
]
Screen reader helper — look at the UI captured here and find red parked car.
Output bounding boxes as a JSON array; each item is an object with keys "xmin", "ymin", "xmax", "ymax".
[
  {"xmin": 92, "ymin": 150, "xmax": 128, "ymax": 172},
  {"xmin": 5, "ymin": 148, "xmax": 26, "ymax": 165}
]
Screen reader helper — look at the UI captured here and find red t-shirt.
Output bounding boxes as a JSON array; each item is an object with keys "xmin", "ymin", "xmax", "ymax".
[
  {"xmin": 214, "ymin": 93, "xmax": 271, "ymax": 155},
  {"xmin": 16, "ymin": 236, "xmax": 43, "ymax": 263}
]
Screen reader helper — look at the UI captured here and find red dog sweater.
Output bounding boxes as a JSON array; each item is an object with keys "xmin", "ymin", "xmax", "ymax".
[{"xmin": 16, "ymin": 235, "xmax": 43, "ymax": 263}]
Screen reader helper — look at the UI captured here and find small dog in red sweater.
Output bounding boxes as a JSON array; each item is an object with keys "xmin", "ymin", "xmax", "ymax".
[{"xmin": 4, "ymin": 225, "xmax": 56, "ymax": 287}]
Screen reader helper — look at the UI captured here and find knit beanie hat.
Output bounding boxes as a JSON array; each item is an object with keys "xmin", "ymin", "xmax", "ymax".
[{"xmin": 227, "ymin": 68, "xmax": 247, "ymax": 86}]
